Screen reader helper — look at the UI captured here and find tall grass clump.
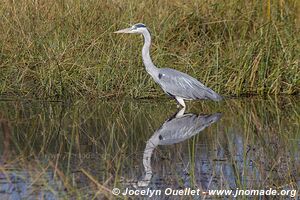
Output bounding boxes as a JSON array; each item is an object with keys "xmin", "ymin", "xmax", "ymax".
[{"xmin": 0, "ymin": 0, "xmax": 299, "ymax": 99}]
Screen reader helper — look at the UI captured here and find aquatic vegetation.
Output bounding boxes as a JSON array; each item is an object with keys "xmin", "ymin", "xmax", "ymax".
[
  {"xmin": 0, "ymin": 97, "xmax": 299, "ymax": 199},
  {"xmin": 0, "ymin": 0, "xmax": 299, "ymax": 99}
]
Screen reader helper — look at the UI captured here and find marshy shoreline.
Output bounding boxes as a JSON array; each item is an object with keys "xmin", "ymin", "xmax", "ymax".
[{"xmin": 0, "ymin": 0, "xmax": 299, "ymax": 100}]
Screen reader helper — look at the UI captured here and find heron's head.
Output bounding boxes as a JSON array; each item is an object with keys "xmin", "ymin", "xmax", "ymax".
[{"xmin": 114, "ymin": 23, "xmax": 148, "ymax": 34}]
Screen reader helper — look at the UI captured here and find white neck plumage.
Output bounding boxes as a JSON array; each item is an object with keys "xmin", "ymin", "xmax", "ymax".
[{"xmin": 141, "ymin": 29, "xmax": 159, "ymax": 79}]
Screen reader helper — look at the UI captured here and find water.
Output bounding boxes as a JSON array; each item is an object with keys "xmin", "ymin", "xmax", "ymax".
[{"xmin": 0, "ymin": 97, "xmax": 299, "ymax": 199}]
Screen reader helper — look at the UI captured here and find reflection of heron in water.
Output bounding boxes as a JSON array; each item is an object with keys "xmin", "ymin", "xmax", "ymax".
[{"xmin": 137, "ymin": 108, "xmax": 222, "ymax": 187}]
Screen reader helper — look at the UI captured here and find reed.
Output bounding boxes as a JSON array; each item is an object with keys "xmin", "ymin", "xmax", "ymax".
[
  {"xmin": 0, "ymin": 0, "xmax": 299, "ymax": 99},
  {"xmin": 0, "ymin": 97, "xmax": 299, "ymax": 199}
]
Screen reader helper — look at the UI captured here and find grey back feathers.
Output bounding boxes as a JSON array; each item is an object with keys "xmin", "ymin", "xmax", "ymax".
[{"xmin": 157, "ymin": 68, "xmax": 222, "ymax": 101}]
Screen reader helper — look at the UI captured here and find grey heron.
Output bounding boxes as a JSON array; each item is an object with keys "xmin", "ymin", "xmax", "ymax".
[{"xmin": 114, "ymin": 23, "xmax": 223, "ymax": 107}]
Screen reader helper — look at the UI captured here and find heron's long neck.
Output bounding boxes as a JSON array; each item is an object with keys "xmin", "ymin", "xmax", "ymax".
[{"xmin": 142, "ymin": 30, "xmax": 159, "ymax": 78}]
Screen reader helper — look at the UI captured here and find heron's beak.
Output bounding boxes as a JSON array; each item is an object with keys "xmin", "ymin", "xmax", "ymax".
[{"xmin": 114, "ymin": 28, "xmax": 132, "ymax": 34}]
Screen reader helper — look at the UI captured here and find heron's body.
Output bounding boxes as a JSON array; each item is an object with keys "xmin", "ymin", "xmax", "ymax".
[{"xmin": 115, "ymin": 23, "xmax": 222, "ymax": 107}]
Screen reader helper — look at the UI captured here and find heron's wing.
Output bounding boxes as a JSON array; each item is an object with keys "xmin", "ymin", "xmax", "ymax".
[
  {"xmin": 155, "ymin": 113, "xmax": 222, "ymax": 145},
  {"xmin": 158, "ymin": 68, "xmax": 222, "ymax": 100}
]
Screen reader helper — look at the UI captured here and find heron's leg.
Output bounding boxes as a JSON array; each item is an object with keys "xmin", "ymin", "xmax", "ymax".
[
  {"xmin": 175, "ymin": 97, "xmax": 186, "ymax": 108},
  {"xmin": 175, "ymin": 107, "xmax": 186, "ymax": 117}
]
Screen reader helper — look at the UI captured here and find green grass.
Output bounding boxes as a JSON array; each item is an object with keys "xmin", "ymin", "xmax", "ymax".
[{"xmin": 0, "ymin": 0, "xmax": 299, "ymax": 99}]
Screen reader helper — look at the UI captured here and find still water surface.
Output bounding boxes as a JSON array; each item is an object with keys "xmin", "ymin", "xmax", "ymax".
[{"xmin": 0, "ymin": 97, "xmax": 299, "ymax": 199}]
